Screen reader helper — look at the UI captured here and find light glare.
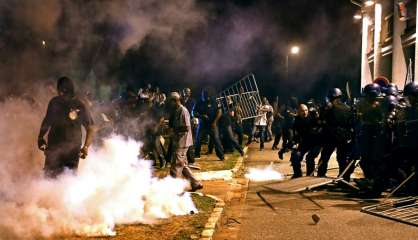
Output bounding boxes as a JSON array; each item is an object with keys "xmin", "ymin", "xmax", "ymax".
[
  {"xmin": 290, "ymin": 46, "xmax": 300, "ymax": 55},
  {"xmin": 364, "ymin": 0, "xmax": 375, "ymax": 7}
]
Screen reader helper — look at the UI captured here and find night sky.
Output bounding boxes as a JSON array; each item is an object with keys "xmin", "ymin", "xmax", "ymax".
[
  {"xmin": 118, "ymin": 0, "xmax": 362, "ymax": 101},
  {"xmin": 0, "ymin": 0, "xmax": 361, "ymax": 102}
]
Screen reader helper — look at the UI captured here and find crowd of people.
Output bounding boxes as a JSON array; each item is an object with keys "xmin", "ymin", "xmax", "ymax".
[{"xmin": 37, "ymin": 76, "xmax": 417, "ymax": 197}]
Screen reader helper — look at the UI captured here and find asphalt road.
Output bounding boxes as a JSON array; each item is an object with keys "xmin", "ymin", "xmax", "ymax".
[{"xmin": 236, "ymin": 142, "xmax": 418, "ymax": 240}]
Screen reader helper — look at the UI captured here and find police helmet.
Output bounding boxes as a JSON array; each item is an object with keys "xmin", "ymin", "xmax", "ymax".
[
  {"xmin": 327, "ymin": 88, "xmax": 343, "ymax": 101},
  {"xmin": 403, "ymin": 82, "xmax": 418, "ymax": 97},
  {"xmin": 385, "ymin": 83, "xmax": 399, "ymax": 96},
  {"xmin": 384, "ymin": 95, "xmax": 399, "ymax": 110},
  {"xmin": 373, "ymin": 76, "xmax": 389, "ymax": 88},
  {"xmin": 363, "ymin": 83, "xmax": 381, "ymax": 98}
]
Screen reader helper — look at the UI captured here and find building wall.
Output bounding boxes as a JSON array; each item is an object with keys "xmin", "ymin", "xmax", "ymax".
[
  {"xmin": 360, "ymin": 0, "xmax": 416, "ymax": 89},
  {"xmin": 392, "ymin": 0, "xmax": 408, "ymax": 87}
]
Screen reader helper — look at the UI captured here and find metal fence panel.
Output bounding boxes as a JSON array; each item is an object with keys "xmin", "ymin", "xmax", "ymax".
[
  {"xmin": 217, "ymin": 73, "xmax": 262, "ymax": 120},
  {"xmin": 361, "ymin": 197, "xmax": 418, "ymax": 227}
]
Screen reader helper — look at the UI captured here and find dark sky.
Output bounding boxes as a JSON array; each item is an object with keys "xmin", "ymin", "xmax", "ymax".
[
  {"xmin": 0, "ymin": 0, "xmax": 361, "ymax": 101},
  {"xmin": 118, "ymin": 0, "xmax": 361, "ymax": 101}
]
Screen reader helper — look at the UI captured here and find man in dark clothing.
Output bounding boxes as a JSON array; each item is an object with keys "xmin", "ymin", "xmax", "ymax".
[
  {"xmin": 289, "ymin": 104, "xmax": 322, "ymax": 178},
  {"xmin": 317, "ymin": 88, "xmax": 354, "ymax": 181},
  {"xmin": 356, "ymin": 83, "xmax": 387, "ymax": 196},
  {"xmin": 272, "ymin": 97, "xmax": 284, "ymax": 150},
  {"xmin": 219, "ymin": 104, "xmax": 244, "ymax": 156},
  {"xmin": 194, "ymin": 90, "xmax": 224, "ymax": 160},
  {"xmin": 38, "ymin": 77, "xmax": 95, "ymax": 178},
  {"xmin": 278, "ymin": 102, "xmax": 297, "ymax": 159},
  {"xmin": 142, "ymin": 105, "xmax": 167, "ymax": 169},
  {"xmin": 182, "ymin": 88, "xmax": 197, "ymax": 165},
  {"xmin": 395, "ymin": 82, "xmax": 418, "ymax": 195}
]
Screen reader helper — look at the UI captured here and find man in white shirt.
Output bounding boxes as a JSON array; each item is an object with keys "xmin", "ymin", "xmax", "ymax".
[{"xmin": 246, "ymin": 97, "xmax": 273, "ymax": 150}]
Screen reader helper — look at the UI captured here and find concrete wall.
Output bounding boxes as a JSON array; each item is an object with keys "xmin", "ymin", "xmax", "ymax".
[{"xmin": 392, "ymin": 0, "xmax": 408, "ymax": 87}]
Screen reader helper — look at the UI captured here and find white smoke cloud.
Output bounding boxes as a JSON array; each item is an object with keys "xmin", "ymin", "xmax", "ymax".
[
  {"xmin": 245, "ymin": 164, "xmax": 284, "ymax": 182},
  {"xmin": 0, "ymin": 135, "xmax": 196, "ymax": 239},
  {"xmin": 0, "ymin": 95, "xmax": 196, "ymax": 239}
]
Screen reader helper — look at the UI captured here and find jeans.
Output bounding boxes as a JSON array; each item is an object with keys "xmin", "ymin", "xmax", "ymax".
[
  {"xmin": 247, "ymin": 125, "xmax": 266, "ymax": 149},
  {"xmin": 195, "ymin": 124, "xmax": 224, "ymax": 160}
]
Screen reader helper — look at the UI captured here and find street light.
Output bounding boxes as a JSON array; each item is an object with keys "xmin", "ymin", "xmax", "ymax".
[
  {"xmin": 290, "ymin": 46, "xmax": 300, "ymax": 55},
  {"xmin": 364, "ymin": 0, "xmax": 375, "ymax": 7},
  {"xmin": 353, "ymin": 11, "xmax": 362, "ymax": 20},
  {"xmin": 350, "ymin": 0, "xmax": 374, "ymax": 8},
  {"xmin": 286, "ymin": 45, "xmax": 300, "ymax": 83}
]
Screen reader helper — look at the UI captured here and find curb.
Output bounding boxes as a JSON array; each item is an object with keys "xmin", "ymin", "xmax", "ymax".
[
  {"xmin": 195, "ymin": 146, "xmax": 248, "ymax": 181},
  {"xmin": 231, "ymin": 146, "xmax": 248, "ymax": 177},
  {"xmin": 198, "ymin": 146, "xmax": 248, "ymax": 240},
  {"xmin": 199, "ymin": 194, "xmax": 225, "ymax": 240}
]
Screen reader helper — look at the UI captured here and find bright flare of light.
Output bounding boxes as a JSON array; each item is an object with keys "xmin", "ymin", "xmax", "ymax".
[
  {"xmin": 42, "ymin": 40, "xmax": 46, "ymax": 46},
  {"xmin": 364, "ymin": 0, "xmax": 375, "ymax": 7},
  {"xmin": 290, "ymin": 46, "xmax": 300, "ymax": 55},
  {"xmin": 245, "ymin": 164, "xmax": 284, "ymax": 182},
  {"xmin": 353, "ymin": 13, "xmax": 362, "ymax": 20}
]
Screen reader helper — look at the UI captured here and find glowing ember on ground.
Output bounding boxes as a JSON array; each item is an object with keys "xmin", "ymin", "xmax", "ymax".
[{"xmin": 245, "ymin": 164, "xmax": 284, "ymax": 182}]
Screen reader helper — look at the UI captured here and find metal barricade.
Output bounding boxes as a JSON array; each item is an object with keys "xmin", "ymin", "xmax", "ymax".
[
  {"xmin": 217, "ymin": 73, "xmax": 262, "ymax": 120},
  {"xmin": 362, "ymin": 197, "xmax": 418, "ymax": 227}
]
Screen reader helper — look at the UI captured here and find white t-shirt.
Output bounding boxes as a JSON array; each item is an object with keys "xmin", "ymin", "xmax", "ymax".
[{"xmin": 254, "ymin": 104, "xmax": 273, "ymax": 126}]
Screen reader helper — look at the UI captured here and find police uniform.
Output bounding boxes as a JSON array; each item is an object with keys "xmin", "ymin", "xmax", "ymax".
[
  {"xmin": 356, "ymin": 92, "xmax": 389, "ymax": 195},
  {"xmin": 395, "ymin": 85, "xmax": 418, "ymax": 194},
  {"xmin": 289, "ymin": 109, "xmax": 322, "ymax": 178},
  {"xmin": 317, "ymin": 100, "xmax": 354, "ymax": 180}
]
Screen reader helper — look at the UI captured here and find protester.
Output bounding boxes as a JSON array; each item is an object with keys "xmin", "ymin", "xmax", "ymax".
[
  {"xmin": 168, "ymin": 92, "xmax": 203, "ymax": 192},
  {"xmin": 246, "ymin": 97, "xmax": 273, "ymax": 150},
  {"xmin": 38, "ymin": 76, "xmax": 95, "ymax": 178}
]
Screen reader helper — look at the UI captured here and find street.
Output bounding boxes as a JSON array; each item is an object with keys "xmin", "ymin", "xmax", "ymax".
[{"xmin": 213, "ymin": 142, "xmax": 418, "ymax": 240}]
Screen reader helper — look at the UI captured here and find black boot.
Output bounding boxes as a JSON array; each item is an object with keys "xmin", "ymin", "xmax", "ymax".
[
  {"xmin": 292, "ymin": 165, "xmax": 302, "ymax": 179},
  {"xmin": 306, "ymin": 164, "xmax": 315, "ymax": 177}
]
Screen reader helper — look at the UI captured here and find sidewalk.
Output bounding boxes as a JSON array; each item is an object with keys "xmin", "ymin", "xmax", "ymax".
[{"xmin": 228, "ymin": 142, "xmax": 418, "ymax": 240}]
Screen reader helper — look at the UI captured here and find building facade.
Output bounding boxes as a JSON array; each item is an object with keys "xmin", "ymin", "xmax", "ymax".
[{"xmin": 357, "ymin": 0, "xmax": 418, "ymax": 89}]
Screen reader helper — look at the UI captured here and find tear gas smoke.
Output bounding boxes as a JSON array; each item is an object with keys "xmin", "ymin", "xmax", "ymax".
[
  {"xmin": 0, "ymin": 135, "xmax": 196, "ymax": 239},
  {"xmin": 245, "ymin": 164, "xmax": 285, "ymax": 182},
  {"xmin": 0, "ymin": 95, "xmax": 196, "ymax": 239}
]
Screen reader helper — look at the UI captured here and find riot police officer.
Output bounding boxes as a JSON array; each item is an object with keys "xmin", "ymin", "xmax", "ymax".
[
  {"xmin": 317, "ymin": 88, "xmax": 354, "ymax": 181},
  {"xmin": 356, "ymin": 83, "xmax": 386, "ymax": 196},
  {"xmin": 395, "ymin": 82, "xmax": 418, "ymax": 194},
  {"xmin": 289, "ymin": 104, "xmax": 322, "ymax": 178}
]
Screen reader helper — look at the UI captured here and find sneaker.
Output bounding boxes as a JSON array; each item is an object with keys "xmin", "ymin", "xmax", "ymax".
[{"xmin": 278, "ymin": 151, "xmax": 284, "ymax": 160}]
